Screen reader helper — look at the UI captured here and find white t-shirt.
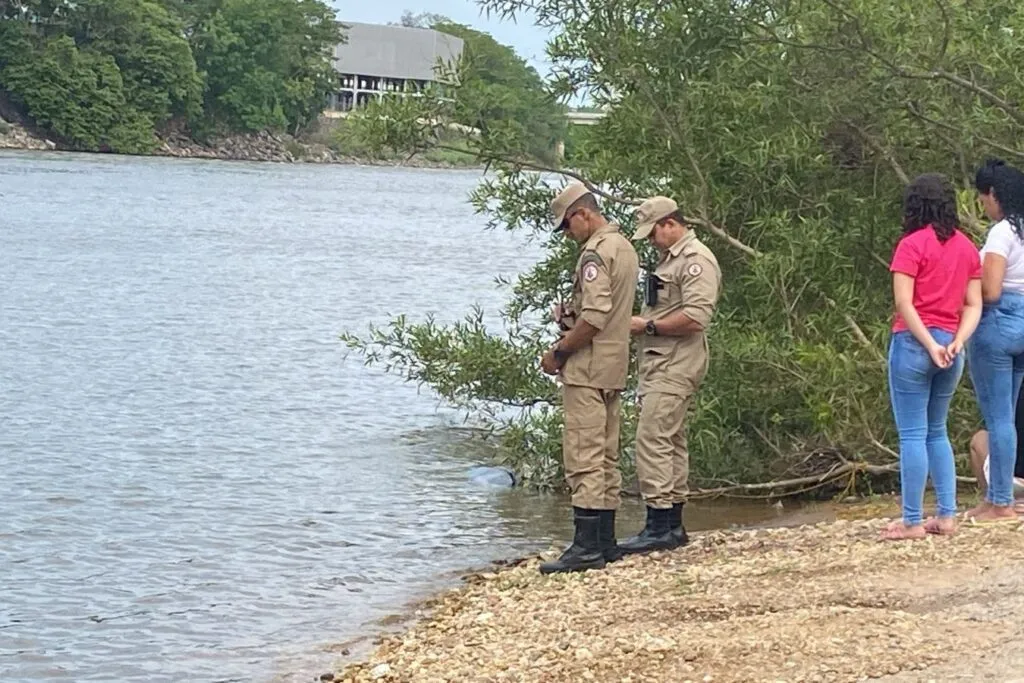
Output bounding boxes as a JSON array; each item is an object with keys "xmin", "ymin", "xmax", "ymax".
[{"xmin": 981, "ymin": 219, "xmax": 1024, "ymax": 294}]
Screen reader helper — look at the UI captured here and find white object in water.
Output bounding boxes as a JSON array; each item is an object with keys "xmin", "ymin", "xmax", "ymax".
[{"xmin": 468, "ymin": 466, "xmax": 516, "ymax": 488}]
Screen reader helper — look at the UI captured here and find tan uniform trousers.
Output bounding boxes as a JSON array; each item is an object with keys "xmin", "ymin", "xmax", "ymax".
[
  {"xmin": 563, "ymin": 385, "xmax": 621, "ymax": 510},
  {"xmin": 636, "ymin": 392, "xmax": 692, "ymax": 509}
]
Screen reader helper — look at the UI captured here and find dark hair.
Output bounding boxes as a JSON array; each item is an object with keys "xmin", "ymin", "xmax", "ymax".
[
  {"xmin": 976, "ymin": 158, "xmax": 1024, "ymax": 240},
  {"xmin": 902, "ymin": 172, "xmax": 959, "ymax": 242},
  {"xmin": 975, "ymin": 157, "xmax": 1007, "ymax": 194}
]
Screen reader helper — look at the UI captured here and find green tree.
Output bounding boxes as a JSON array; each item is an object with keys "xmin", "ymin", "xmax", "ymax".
[
  {"xmin": 396, "ymin": 10, "xmax": 447, "ymax": 28},
  {"xmin": 155, "ymin": 0, "xmax": 222, "ymax": 30},
  {"xmin": 0, "ymin": 0, "xmax": 342, "ymax": 145},
  {"xmin": 436, "ymin": 20, "xmax": 566, "ymax": 164},
  {"xmin": 69, "ymin": 0, "xmax": 203, "ymax": 124},
  {"xmin": 343, "ymin": 0, "xmax": 1024, "ymax": 497},
  {"xmin": 190, "ymin": 0, "xmax": 341, "ymax": 133},
  {"xmin": 387, "ymin": 11, "xmax": 566, "ymax": 165},
  {"xmin": 0, "ymin": 28, "xmax": 155, "ymax": 152},
  {"xmin": 0, "ymin": 0, "xmax": 200, "ymax": 151}
]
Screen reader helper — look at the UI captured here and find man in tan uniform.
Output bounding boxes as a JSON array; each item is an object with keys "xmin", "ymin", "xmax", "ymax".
[
  {"xmin": 538, "ymin": 182, "xmax": 640, "ymax": 575},
  {"xmin": 619, "ymin": 196, "xmax": 721, "ymax": 556}
]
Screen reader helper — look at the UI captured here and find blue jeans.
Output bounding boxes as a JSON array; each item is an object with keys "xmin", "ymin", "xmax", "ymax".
[
  {"xmin": 888, "ymin": 329, "xmax": 963, "ymax": 525},
  {"xmin": 966, "ymin": 292, "xmax": 1024, "ymax": 506}
]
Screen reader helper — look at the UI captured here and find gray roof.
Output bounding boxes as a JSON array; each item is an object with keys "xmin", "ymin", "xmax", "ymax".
[{"xmin": 334, "ymin": 22, "xmax": 464, "ymax": 82}]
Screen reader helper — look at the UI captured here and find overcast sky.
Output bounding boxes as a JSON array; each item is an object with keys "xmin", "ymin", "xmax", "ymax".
[{"xmin": 330, "ymin": 0, "xmax": 553, "ymax": 77}]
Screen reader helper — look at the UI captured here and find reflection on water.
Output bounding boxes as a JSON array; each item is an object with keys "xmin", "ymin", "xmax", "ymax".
[{"xmin": 0, "ymin": 151, "xmax": 802, "ymax": 683}]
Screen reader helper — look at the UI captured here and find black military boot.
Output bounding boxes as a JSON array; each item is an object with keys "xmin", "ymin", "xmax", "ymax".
[
  {"xmin": 598, "ymin": 509, "xmax": 623, "ymax": 563},
  {"xmin": 668, "ymin": 502, "xmax": 689, "ymax": 548},
  {"xmin": 618, "ymin": 506, "xmax": 677, "ymax": 556},
  {"xmin": 539, "ymin": 508, "xmax": 607, "ymax": 575}
]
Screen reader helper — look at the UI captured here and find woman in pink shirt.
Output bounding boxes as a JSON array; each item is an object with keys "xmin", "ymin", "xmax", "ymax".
[{"xmin": 883, "ymin": 173, "xmax": 983, "ymax": 540}]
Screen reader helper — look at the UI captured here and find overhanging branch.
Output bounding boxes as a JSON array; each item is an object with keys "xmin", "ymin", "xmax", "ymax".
[{"xmin": 905, "ymin": 103, "xmax": 1024, "ymax": 162}]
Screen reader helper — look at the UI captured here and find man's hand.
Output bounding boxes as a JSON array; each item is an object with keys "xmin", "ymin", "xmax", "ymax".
[
  {"xmin": 541, "ymin": 346, "xmax": 561, "ymax": 375},
  {"xmin": 552, "ymin": 303, "xmax": 563, "ymax": 324},
  {"xmin": 630, "ymin": 316, "xmax": 647, "ymax": 336}
]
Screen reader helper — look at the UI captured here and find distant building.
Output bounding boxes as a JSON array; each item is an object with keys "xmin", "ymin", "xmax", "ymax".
[{"xmin": 327, "ymin": 22, "xmax": 464, "ymax": 114}]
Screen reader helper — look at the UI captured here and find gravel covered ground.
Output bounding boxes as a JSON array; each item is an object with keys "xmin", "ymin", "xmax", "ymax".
[{"xmin": 331, "ymin": 516, "xmax": 1024, "ymax": 683}]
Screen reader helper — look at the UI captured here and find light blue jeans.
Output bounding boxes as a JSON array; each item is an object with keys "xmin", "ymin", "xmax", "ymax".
[
  {"xmin": 888, "ymin": 329, "xmax": 963, "ymax": 525},
  {"xmin": 966, "ymin": 292, "xmax": 1024, "ymax": 506}
]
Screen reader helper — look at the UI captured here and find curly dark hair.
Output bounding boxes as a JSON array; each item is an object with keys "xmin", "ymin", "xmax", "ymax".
[
  {"xmin": 902, "ymin": 172, "xmax": 959, "ymax": 243},
  {"xmin": 975, "ymin": 157, "xmax": 1024, "ymax": 240}
]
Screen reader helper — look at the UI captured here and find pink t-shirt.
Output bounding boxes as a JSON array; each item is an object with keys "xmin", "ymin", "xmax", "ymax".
[{"xmin": 890, "ymin": 226, "xmax": 981, "ymax": 333}]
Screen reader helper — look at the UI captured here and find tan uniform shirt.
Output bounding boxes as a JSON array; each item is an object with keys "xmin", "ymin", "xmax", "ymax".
[
  {"xmin": 560, "ymin": 223, "xmax": 640, "ymax": 390},
  {"xmin": 638, "ymin": 231, "xmax": 721, "ymax": 397}
]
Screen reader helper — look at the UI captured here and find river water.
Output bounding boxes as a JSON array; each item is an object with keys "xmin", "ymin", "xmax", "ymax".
[{"xmin": 0, "ymin": 152, "xmax": 795, "ymax": 683}]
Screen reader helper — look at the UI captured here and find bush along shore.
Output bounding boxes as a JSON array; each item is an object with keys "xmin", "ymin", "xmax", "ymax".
[{"xmin": 328, "ymin": 512, "xmax": 1024, "ymax": 683}]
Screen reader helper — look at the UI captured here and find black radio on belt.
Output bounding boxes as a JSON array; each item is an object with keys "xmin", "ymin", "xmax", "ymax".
[{"xmin": 645, "ymin": 272, "xmax": 664, "ymax": 306}]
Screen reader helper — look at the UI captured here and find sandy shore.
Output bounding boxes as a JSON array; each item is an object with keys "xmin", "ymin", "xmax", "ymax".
[{"xmin": 328, "ymin": 513, "xmax": 1024, "ymax": 683}]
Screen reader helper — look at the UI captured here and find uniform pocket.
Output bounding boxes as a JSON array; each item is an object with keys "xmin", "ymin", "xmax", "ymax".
[
  {"xmin": 592, "ymin": 339, "xmax": 627, "ymax": 387},
  {"xmin": 561, "ymin": 345, "xmax": 594, "ymax": 387},
  {"xmin": 639, "ymin": 346, "xmax": 670, "ymax": 376}
]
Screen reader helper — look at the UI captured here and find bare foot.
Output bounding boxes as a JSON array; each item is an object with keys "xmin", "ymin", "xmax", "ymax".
[
  {"xmin": 964, "ymin": 501, "xmax": 993, "ymax": 519},
  {"xmin": 923, "ymin": 517, "xmax": 956, "ymax": 536},
  {"xmin": 880, "ymin": 520, "xmax": 927, "ymax": 541},
  {"xmin": 1015, "ymin": 501, "xmax": 1024, "ymax": 515},
  {"xmin": 967, "ymin": 505, "xmax": 1017, "ymax": 523}
]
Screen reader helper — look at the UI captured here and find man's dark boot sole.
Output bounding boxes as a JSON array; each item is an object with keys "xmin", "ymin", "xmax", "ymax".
[
  {"xmin": 603, "ymin": 547, "xmax": 624, "ymax": 563},
  {"xmin": 538, "ymin": 555, "xmax": 606, "ymax": 575},
  {"xmin": 618, "ymin": 534, "xmax": 680, "ymax": 557},
  {"xmin": 670, "ymin": 529, "xmax": 690, "ymax": 547}
]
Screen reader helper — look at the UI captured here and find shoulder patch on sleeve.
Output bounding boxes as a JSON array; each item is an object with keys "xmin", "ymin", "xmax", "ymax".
[
  {"xmin": 583, "ymin": 261, "xmax": 600, "ymax": 281},
  {"xmin": 687, "ymin": 262, "xmax": 703, "ymax": 277},
  {"xmin": 580, "ymin": 251, "xmax": 605, "ymax": 269}
]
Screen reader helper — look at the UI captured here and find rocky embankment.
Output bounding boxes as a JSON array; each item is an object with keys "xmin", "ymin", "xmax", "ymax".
[
  {"xmin": 157, "ymin": 128, "xmax": 342, "ymax": 164},
  {"xmin": 0, "ymin": 119, "xmax": 54, "ymax": 151},
  {"xmin": 331, "ymin": 517, "xmax": 1024, "ymax": 683},
  {"xmin": 0, "ymin": 115, "xmax": 470, "ymax": 168}
]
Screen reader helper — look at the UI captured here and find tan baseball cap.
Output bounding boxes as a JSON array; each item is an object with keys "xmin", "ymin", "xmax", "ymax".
[
  {"xmin": 632, "ymin": 196, "xmax": 679, "ymax": 241},
  {"xmin": 550, "ymin": 182, "xmax": 591, "ymax": 231}
]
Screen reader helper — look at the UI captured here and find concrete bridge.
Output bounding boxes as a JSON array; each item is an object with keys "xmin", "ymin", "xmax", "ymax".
[
  {"xmin": 566, "ymin": 110, "xmax": 607, "ymax": 126},
  {"xmin": 553, "ymin": 109, "xmax": 608, "ymax": 160}
]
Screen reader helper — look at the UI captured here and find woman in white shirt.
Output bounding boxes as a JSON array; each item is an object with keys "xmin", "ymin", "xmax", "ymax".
[{"xmin": 965, "ymin": 159, "xmax": 1024, "ymax": 522}]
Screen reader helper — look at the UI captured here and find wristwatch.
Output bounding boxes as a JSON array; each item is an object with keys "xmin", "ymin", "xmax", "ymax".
[{"xmin": 644, "ymin": 319, "xmax": 658, "ymax": 336}]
